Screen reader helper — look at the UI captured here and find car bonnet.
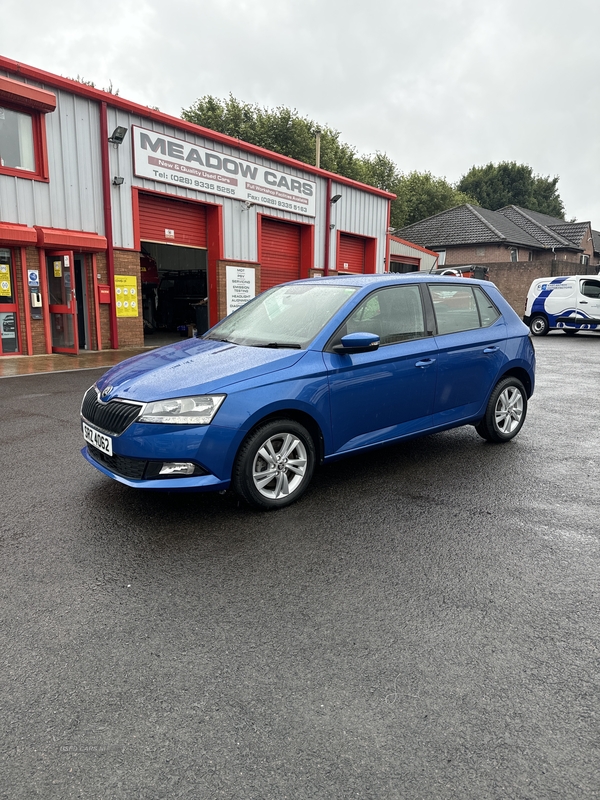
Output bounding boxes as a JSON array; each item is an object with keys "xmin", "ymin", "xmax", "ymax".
[{"xmin": 95, "ymin": 338, "xmax": 306, "ymax": 402}]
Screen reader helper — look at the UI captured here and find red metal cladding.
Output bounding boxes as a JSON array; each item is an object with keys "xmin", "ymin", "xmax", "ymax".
[
  {"xmin": 260, "ymin": 219, "xmax": 302, "ymax": 290},
  {"xmin": 138, "ymin": 193, "xmax": 207, "ymax": 248},
  {"xmin": 338, "ymin": 234, "xmax": 366, "ymax": 274}
]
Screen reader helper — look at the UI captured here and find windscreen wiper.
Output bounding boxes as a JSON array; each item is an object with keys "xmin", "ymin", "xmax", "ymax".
[{"xmin": 255, "ymin": 342, "xmax": 302, "ymax": 349}]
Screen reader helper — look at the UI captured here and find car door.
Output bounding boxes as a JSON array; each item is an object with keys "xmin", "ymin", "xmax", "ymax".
[
  {"xmin": 429, "ymin": 283, "xmax": 507, "ymax": 425},
  {"xmin": 577, "ymin": 278, "xmax": 600, "ymax": 328},
  {"xmin": 323, "ymin": 284, "xmax": 439, "ymax": 454}
]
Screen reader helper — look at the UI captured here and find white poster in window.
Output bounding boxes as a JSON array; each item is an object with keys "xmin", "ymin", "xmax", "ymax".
[
  {"xmin": 226, "ymin": 266, "xmax": 255, "ymax": 315},
  {"xmin": 0, "ymin": 263, "xmax": 11, "ymax": 297}
]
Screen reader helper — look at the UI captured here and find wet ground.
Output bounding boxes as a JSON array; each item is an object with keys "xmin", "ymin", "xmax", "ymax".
[{"xmin": 1, "ymin": 332, "xmax": 599, "ymax": 799}]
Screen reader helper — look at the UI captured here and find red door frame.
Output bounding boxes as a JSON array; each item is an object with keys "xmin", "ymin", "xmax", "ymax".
[
  {"xmin": 46, "ymin": 250, "xmax": 79, "ymax": 354},
  {"xmin": 0, "ymin": 251, "xmax": 22, "ymax": 355}
]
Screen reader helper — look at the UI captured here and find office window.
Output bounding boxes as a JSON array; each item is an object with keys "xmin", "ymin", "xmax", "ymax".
[{"xmin": 0, "ymin": 107, "xmax": 35, "ymax": 171}]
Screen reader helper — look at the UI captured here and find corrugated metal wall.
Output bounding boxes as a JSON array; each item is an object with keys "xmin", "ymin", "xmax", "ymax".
[
  {"xmin": 0, "ymin": 74, "xmax": 104, "ymax": 234},
  {"xmin": 0, "ymin": 74, "xmax": 389, "ymax": 270},
  {"xmin": 107, "ymin": 108, "xmax": 331, "ymax": 259},
  {"xmin": 390, "ymin": 238, "xmax": 438, "ymax": 271},
  {"xmin": 329, "ymin": 181, "xmax": 388, "ymax": 273},
  {"xmin": 107, "ymin": 109, "xmax": 389, "ymax": 270}
]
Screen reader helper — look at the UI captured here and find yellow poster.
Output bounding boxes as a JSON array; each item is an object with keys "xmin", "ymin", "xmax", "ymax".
[
  {"xmin": 53, "ymin": 260, "xmax": 62, "ymax": 278},
  {"xmin": 0, "ymin": 263, "xmax": 10, "ymax": 298},
  {"xmin": 114, "ymin": 275, "xmax": 139, "ymax": 318}
]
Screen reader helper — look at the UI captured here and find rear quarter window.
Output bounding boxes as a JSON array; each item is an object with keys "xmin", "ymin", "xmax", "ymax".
[{"xmin": 473, "ymin": 286, "xmax": 501, "ymax": 327}]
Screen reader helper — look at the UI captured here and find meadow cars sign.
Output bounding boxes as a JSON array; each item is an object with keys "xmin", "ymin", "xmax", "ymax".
[{"xmin": 132, "ymin": 126, "xmax": 316, "ymax": 217}]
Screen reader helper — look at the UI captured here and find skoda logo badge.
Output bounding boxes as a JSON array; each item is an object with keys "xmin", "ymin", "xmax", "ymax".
[{"xmin": 101, "ymin": 386, "xmax": 113, "ymax": 400}]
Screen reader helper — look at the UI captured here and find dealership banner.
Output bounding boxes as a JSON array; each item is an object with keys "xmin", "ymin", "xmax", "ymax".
[{"xmin": 132, "ymin": 126, "xmax": 316, "ymax": 217}]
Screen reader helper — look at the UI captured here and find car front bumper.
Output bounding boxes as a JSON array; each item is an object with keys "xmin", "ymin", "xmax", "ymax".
[{"xmin": 80, "ymin": 419, "xmax": 244, "ymax": 492}]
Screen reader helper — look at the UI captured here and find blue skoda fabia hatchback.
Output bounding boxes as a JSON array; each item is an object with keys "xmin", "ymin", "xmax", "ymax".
[{"xmin": 81, "ymin": 274, "xmax": 535, "ymax": 509}]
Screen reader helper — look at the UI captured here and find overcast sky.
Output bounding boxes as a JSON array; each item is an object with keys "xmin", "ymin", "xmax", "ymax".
[{"xmin": 4, "ymin": 0, "xmax": 600, "ymax": 223}]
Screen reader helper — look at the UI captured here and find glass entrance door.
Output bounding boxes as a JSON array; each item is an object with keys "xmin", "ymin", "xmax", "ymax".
[
  {"xmin": 0, "ymin": 248, "xmax": 20, "ymax": 355},
  {"xmin": 46, "ymin": 251, "xmax": 79, "ymax": 354}
]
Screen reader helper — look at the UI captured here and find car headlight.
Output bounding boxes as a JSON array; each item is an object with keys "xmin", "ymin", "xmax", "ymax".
[{"xmin": 139, "ymin": 395, "xmax": 226, "ymax": 425}]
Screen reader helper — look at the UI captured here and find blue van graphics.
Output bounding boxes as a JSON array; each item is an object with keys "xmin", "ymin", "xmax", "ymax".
[{"xmin": 524, "ymin": 275, "xmax": 600, "ymax": 335}]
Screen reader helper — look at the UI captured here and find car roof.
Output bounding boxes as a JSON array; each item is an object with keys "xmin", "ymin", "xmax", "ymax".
[{"xmin": 292, "ymin": 273, "xmax": 487, "ymax": 288}]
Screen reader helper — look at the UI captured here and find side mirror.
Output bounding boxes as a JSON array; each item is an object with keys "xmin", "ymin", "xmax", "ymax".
[{"xmin": 332, "ymin": 331, "xmax": 380, "ymax": 355}]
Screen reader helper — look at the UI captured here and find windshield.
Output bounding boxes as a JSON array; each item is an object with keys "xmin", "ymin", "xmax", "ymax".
[{"xmin": 205, "ymin": 283, "xmax": 358, "ymax": 348}]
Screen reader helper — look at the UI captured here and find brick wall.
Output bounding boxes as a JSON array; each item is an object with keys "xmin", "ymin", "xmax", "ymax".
[
  {"xmin": 476, "ymin": 260, "xmax": 597, "ymax": 315},
  {"xmin": 445, "ymin": 244, "xmax": 597, "ymax": 269},
  {"xmin": 445, "ymin": 244, "xmax": 517, "ymax": 264},
  {"xmin": 113, "ymin": 250, "xmax": 144, "ymax": 348},
  {"xmin": 22, "ymin": 247, "xmax": 48, "ymax": 356}
]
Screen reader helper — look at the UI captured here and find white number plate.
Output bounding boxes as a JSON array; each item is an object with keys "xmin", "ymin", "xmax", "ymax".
[{"xmin": 82, "ymin": 422, "xmax": 113, "ymax": 456}]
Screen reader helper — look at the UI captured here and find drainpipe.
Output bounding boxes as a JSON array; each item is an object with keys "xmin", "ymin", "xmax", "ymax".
[
  {"xmin": 99, "ymin": 101, "xmax": 119, "ymax": 349},
  {"xmin": 324, "ymin": 178, "xmax": 332, "ymax": 276}
]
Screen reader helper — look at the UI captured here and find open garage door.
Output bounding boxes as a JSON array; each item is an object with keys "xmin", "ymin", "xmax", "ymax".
[
  {"xmin": 138, "ymin": 193, "xmax": 207, "ymax": 248},
  {"xmin": 138, "ymin": 194, "xmax": 208, "ymax": 344}
]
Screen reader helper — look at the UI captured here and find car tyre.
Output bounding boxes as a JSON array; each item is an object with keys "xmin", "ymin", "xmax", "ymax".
[
  {"xmin": 529, "ymin": 315, "xmax": 549, "ymax": 336},
  {"xmin": 475, "ymin": 377, "xmax": 528, "ymax": 443},
  {"xmin": 233, "ymin": 419, "xmax": 316, "ymax": 510}
]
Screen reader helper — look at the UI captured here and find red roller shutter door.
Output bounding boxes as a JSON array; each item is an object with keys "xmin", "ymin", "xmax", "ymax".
[
  {"xmin": 261, "ymin": 219, "xmax": 302, "ymax": 290},
  {"xmin": 338, "ymin": 234, "xmax": 366, "ymax": 273},
  {"xmin": 138, "ymin": 193, "xmax": 207, "ymax": 248}
]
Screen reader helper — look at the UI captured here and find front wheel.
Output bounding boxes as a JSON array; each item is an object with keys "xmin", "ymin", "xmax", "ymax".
[
  {"xmin": 233, "ymin": 419, "xmax": 316, "ymax": 510},
  {"xmin": 475, "ymin": 377, "xmax": 528, "ymax": 443},
  {"xmin": 529, "ymin": 315, "xmax": 549, "ymax": 336}
]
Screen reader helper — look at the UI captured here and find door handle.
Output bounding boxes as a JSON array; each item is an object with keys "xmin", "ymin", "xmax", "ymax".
[
  {"xmin": 580, "ymin": 300, "xmax": 588, "ymax": 304},
  {"xmin": 483, "ymin": 346, "xmax": 499, "ymax": 353},
  {"xmin": 415, "ymin": 358, "xmax": 436, "ymax": 367}
]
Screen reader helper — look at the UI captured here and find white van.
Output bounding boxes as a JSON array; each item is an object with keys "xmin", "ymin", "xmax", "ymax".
[{"xmin": 523, "ymin": 274, "xmax": 600, "ymax": 335}]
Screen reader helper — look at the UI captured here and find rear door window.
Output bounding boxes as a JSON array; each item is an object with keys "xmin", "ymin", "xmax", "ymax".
[
  {"xmin": 429, "ymin": 284, "xmax": 481, "ymax": 334},
  {"xmin": 428, "ymin": 284, "xmax": 500, "ymax": 334}
]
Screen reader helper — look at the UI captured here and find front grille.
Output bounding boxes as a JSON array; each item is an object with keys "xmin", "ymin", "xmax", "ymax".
[
  {"xmin": 81, "ymin": 386, "xmax": 142, "ymax": 435},
  {"xmin": 87, "ymin": 445, "xmax": 148, "ymax": 479}
]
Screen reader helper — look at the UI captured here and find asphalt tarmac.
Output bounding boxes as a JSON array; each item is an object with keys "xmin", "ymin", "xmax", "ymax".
[{"xmin": 1, "ymin": 334, "xmax": 599, "ymax": 799}]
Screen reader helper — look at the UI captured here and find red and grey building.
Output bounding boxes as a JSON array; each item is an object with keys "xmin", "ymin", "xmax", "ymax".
[{"xmin": 0, "ymin": 55, "xmax": 394, "ymax": 358}]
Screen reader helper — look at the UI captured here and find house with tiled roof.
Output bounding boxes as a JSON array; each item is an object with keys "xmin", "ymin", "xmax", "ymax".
[{"xmin": 394, "ymin": 205, "xmax": 599, "ymax": 270}]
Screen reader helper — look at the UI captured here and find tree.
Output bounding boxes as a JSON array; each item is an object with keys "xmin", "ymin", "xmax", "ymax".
[
  {"xmin": 392, "ymin": 172, "xmax": 474, "ymax": 229},
  {"xmin": 181, "ymin": 95, "xmax": 475, "ymax": 226},
  {"xmin": 457, "ymin": 162, "xmax": 564, "ymax": 218},
  {"xmin": 182, "ymin": 94, "xmax": 366, "ymax": 179}
]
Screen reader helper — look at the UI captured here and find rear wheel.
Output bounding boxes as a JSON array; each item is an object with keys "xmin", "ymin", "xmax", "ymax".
[
  {"xmin": 233, "ymin": 419, "xmax": 316, "ymax": 510},
  {"xmin": 529, "ymin": 315, "xmax": 549, "ymax": 336},
  {"xmin": 475, "ymin": 377, "xmax": 527, "ymax": 443}
]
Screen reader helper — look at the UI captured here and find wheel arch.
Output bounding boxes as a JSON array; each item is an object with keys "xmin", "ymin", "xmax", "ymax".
[
  {"xmin": 236, "ymin": 409, "xmax": 326, "ymax": 464},
  {"xmin": 498, "ymin": 367, "xmax": 533, "ymax": 398},
  {"xmin": 529, "ymin": 312, "xmax": 550, "ymax": 335}
]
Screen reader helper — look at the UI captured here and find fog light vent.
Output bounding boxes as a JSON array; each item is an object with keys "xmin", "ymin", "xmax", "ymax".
[{"xmin": 158, "ymin": 462, "xmax": 196, "ymax": 476}]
